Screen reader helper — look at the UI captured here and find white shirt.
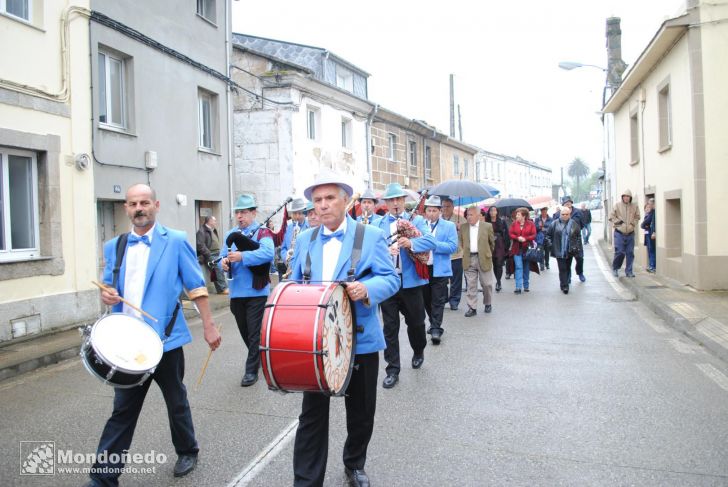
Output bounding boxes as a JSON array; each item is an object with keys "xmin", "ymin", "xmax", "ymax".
[
  {"xmin": 469, "ymin": 221, "xmax": 479, "ymax": 254},
  {"xmin": 427, "ymin": 219, "xmax": 438, "ymax": 265},
  {"xmin": 321, "ymin": 219, "xmax": 346, "ymax": 282},
  {"xmin": 122, "ymin": 224, "xmax": 155, "ymax": 318}
]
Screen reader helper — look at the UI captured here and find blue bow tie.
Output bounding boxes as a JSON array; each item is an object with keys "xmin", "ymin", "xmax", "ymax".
[
  {"xmin": 321, "ymin": 229, "xmax": 344, "ymax": 243},
  {"xmin": 128, "ymin": 234, "xmax": 151, "ymax": 247}
]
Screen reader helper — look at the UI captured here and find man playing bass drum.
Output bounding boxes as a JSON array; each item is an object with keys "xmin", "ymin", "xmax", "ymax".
[{"xmin": 287, "ymin": 169, "xmax": 399, "ymax": 487}]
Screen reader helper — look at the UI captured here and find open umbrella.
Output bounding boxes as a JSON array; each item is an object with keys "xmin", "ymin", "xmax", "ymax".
[
  {"xmin": 495, "ymin": 198, "xmax": 533, "ymax": 216},
  {"xmin": 429, "ymin": 179, "xmax": 495, "ymax": 200}
]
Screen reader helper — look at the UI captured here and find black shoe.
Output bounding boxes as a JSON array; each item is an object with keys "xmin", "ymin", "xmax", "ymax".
[
  {"xmin": 495, "ymin": 283, "xmax": 501, "ymax": 292},
  {"xmin": 345, "ymin": 467, "xmax": 370, "ymax": 487},
  {"xmin": 412, "ymin": 354, "xmax": 424, "ymax": 369},
  {"xmin": 562, "ymin": 286, "xmax": 569, "ymax": 294},
  {"xmin": 545, "ymin": 265, "xmax": 550, "ymax": 270},
  {"xmin": 484, "ymin": 305, "xmax": 492, "ymax": 313},
  {"xmin": 431, "ymin": 333, "xmax": 441, "ymax": 345},
  {"xmin": 524, "ymin": 287, "xmax": 530, "ymax": 293},
  {"xmin": 514, "ymin": 289, "xmax": 522, "ymax": 294},
  {"xmin": 240, "ymin": 373, "xmax": 258, "ymax": 387},
  {"xmin": 626, "ymin": 272, "xmax": 635, "ymax": 278},
  {"xmin": 382, "ymin": 374, "xmax": 398, "ymax": 389},
  {"xmin": 173, "ymin": 454, "xmax": 197, "ymax": 478},
  {"xmin": 464, "ymin": 308, "xmax": 477, "ymax": 317},
  {"xmin": 505, "ymin": 274, "xmax": 511, "ymax": 280},
  {"xmin": 449, "ymin": 304, "xmax": 458, "ymax": 311}
]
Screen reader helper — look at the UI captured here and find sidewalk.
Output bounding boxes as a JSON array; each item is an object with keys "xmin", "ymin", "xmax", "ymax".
[
  {"xmin": 0, "ymin": 292, "xmax": 234, "ymax": 383},
  {"xmin": 596, "ymin": 238, "xmax": 728, "ymax": 363}
]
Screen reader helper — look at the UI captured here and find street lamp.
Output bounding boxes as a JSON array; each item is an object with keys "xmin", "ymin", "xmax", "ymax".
[{"xmin": 558, "ymin": 61, "xmax": 606, "ymax": 72}]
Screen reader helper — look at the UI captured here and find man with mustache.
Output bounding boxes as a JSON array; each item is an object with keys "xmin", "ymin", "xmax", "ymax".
[{"xmin": 88, "ymin": 184, "xmax": 221, "ymax": 486}]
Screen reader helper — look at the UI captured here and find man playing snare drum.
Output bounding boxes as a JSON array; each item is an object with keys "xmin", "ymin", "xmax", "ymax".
[
  {"xmin": 88, "ymin": 184, "xmax": 221, "ymax": 486},
  {"xmin": 288, "ymin": 169, "xmax": 399, "ymax": 487}
]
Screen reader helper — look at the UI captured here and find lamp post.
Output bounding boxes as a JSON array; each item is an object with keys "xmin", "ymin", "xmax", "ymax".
[{"xmin": 559, "ymin": 61, "xmax": 609, "ymax": 240}]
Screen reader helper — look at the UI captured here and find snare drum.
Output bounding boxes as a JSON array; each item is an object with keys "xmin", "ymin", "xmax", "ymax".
[
  {"xmin": 80, "ymin": 313, "xmax": 163, "ymax": 388},
  {"xmin": 260, "ymin": 281, "xmax": 355, "ymax": 396}
]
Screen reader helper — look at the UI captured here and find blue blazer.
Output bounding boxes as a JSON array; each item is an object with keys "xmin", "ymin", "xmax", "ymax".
[
  {"xmin": 280, "ymin": 220, "xmax": 308, "ymax": 257},
  {"xmin": 220, "ymin": 223, "xmax": 275, "ymax": 298},
  {"xmin": 103, "ymin": 224, "xmax": 205, "ymax": 352},
  {"xmin": 289, "ymin": 216, "xmax": 399, "ymax": 354},
  {"xmin": 356, "ymin": 214, "xmax": 382, "ymax": 226},
  {"xmin": 374, "ymin": 212, "xmax": 437, "ymax": 288},
  {"xmin": 428, "ymin": 218, "xmax": 458, "ymax": 277}
]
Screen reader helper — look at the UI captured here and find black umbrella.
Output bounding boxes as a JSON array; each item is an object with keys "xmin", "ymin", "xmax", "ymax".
[
  {"xmin": 429, "ymin": 179, "xmax": 495, "ymax": 200},
  {"xmin": 494, "ymin": 198, "xmax": 533, "ymax": 216}
]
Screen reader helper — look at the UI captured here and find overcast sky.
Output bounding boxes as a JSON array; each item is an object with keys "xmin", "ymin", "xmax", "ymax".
[{"xmin": 231, "ymin": 0, "xmax": 684, "ymax": 179}]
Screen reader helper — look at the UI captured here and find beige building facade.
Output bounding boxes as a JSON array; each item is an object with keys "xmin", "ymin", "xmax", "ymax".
[
  {"xmin": 0, "ymin": 2, "xmax": 99, "ymax": 341},
  {"xmin": 604, "ymin": 0, "xmax": 728, "ymax": 290}
]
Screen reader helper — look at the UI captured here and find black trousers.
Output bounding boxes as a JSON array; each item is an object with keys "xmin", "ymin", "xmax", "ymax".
[
  {"xmin": 573, "ymin": 255, "xmax": 584, "ymax": 276},
  {"xmin": 293, "ymin": 352, "xmax": 379, "ymax": 487},
  {"xmin": 448, "ymin": 258, "xmax": 463, "ymax": 307},
  {"xmin": 492, "ymin": 257, "xmax": 504, "ymax": 285},
  {"xmin": 90, "ymin": 347, "xmax": 197, "ymax": 486},
  {"xmin": 423, "ymin": 268, "xmax": 448, "ymax": 334},
  {"xmin": 381, "ymin": 285, "xmax": 427, "ymax": 376},
  {"xmin": 557, "ymin": 256, "xmax": 573, "ymax": 289},
  {"xmin": 230, "ymin": 296, "xmax": 267, "ymax": 375}
]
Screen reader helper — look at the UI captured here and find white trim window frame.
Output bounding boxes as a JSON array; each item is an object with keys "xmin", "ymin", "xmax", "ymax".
[
  {"xmin": 307, "ymin": 107, "xmax": 319, "ymax": 141},
  {"xmin": 98, "ymin": 50, "xmax": 127, "ymax": 129},
  {"xmin": 196, "ymin": 0, "xmax": 216, "ymax": 23},
  {"xmin": 341, "ymin": 117, "xmax": 352, "ymax": 149},
  {"xmin": 408, "ymin": 140, "xmax": 417, "ymax": 168},
  {"xmin": 387, "ymin": 133, "xmax": 396, "ymax": 160},
  {"xmin": 2, "ymin": 0, "xmax": 31, "ymax": 21},
  {"xmin": 198, "ymin": 90, "xmax": 214, "ymax": 150},
  {"xmin": 0, "ymin": 148, "xmax": 40, "ymax": 261}
]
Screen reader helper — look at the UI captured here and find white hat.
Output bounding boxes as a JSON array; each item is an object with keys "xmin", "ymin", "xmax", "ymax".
[
  {"xmin": 290, "ymin": 198, "xmax": 308, "ymax": 213},
  {"xmin": 424, "ymin": 195, "xmax": 442, "ymax": 208},
  {"xmin": 303, "ymin": 168, "xmax": 354, "ymax": 200}
]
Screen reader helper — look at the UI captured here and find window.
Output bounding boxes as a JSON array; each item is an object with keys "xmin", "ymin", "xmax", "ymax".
[
  {"xmin": 341, "ymin": 118, "xmax": 352, "ymax": 149},
  {"xmin": 0, "ymin": 148, "xmax": 39, "ymax": 261},
  {"xmin": 196, "ymin": 0, "xmax": 216, "ymax": 23},
  {"xmin": 2, "ymin": 0, "xmax": 29, "ymax": 21},
  {"xmin": 408, "ymin": 141, "xmax": 417, "ymax": 168},
  {"xmin": 464, "ymin": 159, "xmax": 469, "ymax": 178},
  {"xmin": 425, "ymin": 146, "xmax": 432, "ymax": 179},
  {"xmin": 453, "ymin": 155, "xmax": 459, "ymax": 176},
  {"xmin": 630, "ymin": 108, "xmax": 639, "ymax": 164},
  {"xmin": 98, "ymin": 51, "xmax": 127, "ymax": 129},
  {"xmin": 388, "ymin": 134, "xmax": 396, "ymax": 160},
  {"xmin": 336, "ymin": 65, "xmax": 354, "ymax": 92},
  {"xmin": 198, "ymin": 88, "xmax": 218, "ymax": 151},
  {"xmin": 658, "ymin": 81, "xmax": 672, "ymax": 151},
  {"xmin": 307, "ymin": 107, "xmax": 319, "ymax": 141}
]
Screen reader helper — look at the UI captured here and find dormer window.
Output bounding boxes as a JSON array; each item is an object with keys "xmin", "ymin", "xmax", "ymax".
[{"xmin": 336, "ymin": 65, "xmax": 353, "ymax": 92}]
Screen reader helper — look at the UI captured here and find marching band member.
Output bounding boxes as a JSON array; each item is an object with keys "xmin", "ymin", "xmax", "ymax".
[
  {"xmin": 220, "ymin": 194, "xmax": 275, "ymax": 387},
  {"xmin": 288, "ymin": 169, "xmax": 398, "ymax": 487},
  {"xmin": 357, "ymin": 187, "xmax": 382, "ymax": 225},
  {"xmin": 279, "ymin": 198, "xmax": 309, "ymax": 276},
  {"xmin": 422, "ymin": 196, "xmax": 458, "ymax": 344},
  {"xmin": 374, "ymin": 183, "xmax": 436, "ymax": 389},
  {"xmin": 88, "ymin": 184, "xmax": 221, "ymax": 486}
]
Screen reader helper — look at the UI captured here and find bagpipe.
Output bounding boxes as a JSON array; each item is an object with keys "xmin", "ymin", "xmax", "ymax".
[
  {"xmin": 220, "ymin": 197, "xmax": 292, "ymax": 289},
  {"xmin": 388, "ymin": 190, "xmax": 430, "ymax": 280}
]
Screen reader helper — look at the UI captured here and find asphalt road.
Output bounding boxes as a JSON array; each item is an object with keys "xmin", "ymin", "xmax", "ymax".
[{"xmin": 2, "ymin": 243, "xmax": 727, "ymax": 487}]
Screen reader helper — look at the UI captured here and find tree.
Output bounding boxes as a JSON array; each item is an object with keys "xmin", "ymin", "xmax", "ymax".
[{"xmin": 567, "ymin": 157, "xmax": 590, "ymax": 201}]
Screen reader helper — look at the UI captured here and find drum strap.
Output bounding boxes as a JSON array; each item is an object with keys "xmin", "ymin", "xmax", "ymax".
[
  {"xmin": 303, "ymin": 223, "xmax": 365, "ymax": 283},
  {"xmin": 112, "ymin": 233, "xmax": 130, "ymax": 290}
]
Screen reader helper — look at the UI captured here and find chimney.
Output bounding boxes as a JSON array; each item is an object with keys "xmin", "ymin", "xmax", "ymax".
[
  {"xmin": 605, "ymin": 17, "xmax": 628, "ymax": 93},
  {"xmin": 449, "ymin": 74, "xmax": 455, "ymax": 138}
]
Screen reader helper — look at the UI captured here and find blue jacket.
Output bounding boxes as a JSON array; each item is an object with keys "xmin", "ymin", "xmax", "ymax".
[
  {"xmin": 280, "ymin": 220, "xmax": 308, "ymax": 258},
  {"xmin": 374, "ymin": 212, "xmax": 437, "ymax": 288},
  {"xmin": 289, "ymin": 216, "xmax": 399, "ymax": 354},
  {"xmin": 220, "ymin": 223, "xmax": 275, "ymax": 297},
  {"xmin": 103, "ymin": 224, "xmax": 204, "ymax": 352},
  {"xmin": 356, "ymin": 214, "xmax": 382, "ymax": 226},
  {"xmin": 427, "ymin": 218, "xmax": 458, "ymax": 277}
]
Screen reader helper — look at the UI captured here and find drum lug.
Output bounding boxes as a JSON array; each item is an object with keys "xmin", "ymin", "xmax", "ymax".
[
  {"xmin": 105, "ymin": 365, "xmax": 117, "ymax": 382},
  {"xmin": 78, "ymin": 325, "xmax": 92, "ymax": 337}
]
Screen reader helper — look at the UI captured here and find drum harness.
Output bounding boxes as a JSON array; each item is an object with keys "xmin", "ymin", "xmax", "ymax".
[
  {"xmin": 111, "ymin": 233, "xmax": 180, "ymax": 341},
  {"xmin": 302, "ymin": 222, "xmax": 366, "ymax": 335}
]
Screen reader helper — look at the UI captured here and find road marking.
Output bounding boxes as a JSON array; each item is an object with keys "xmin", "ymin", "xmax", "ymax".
[
  {"xmin": 227, "ymin": 419, "xmax": 299, "ymax": 486},
  {"xmin": 667, "ymin": 338, "xmax": 696, "ymax": 354},
  {"xmin": 590, "ymin": 244, "xmax": 634, "ymax": 301},
  {"xmin": 696, "ymin": 363, "xmax": 728, "ymax": 393}
]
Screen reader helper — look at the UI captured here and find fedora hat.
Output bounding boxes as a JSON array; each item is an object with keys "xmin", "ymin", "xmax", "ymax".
[
  {"xmin": 360, "ymin": 187, "xmax": 378, "ymax": 203},
  {"xmin": 233, "ymin": 194, "xmax": 257, "ymax": 211},
  {"xmin": 561, "ymin": 195, "xmax": 574, "ymax": 205},
  {"xmin": 380, "ymin": 182, "xmax": 408, "ymax": 200},
  {"xmin": 303, "ymin": 168, "xmax": 353, "ymax": 201},
  {"xmin": 290, "ymin": 197, "xmax": 308, "ymax": 213},
  {"xmin": 424, "ymin": 195, "xmax": 442, "ymax": 208}
]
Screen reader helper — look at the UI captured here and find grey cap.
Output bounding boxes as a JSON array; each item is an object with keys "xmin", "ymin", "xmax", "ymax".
[
  {"xmin": 360, "ymin": 187, "xmax": 378, "ymax": 203},
  {"xmin": 290, "ymin": 198, "xmax": 308, "ymax": 213},
  {"xmin": 424, "ymin": 195, "xmax": 442, "ymax": 208},
  {"xmin": 303, "ymin": 168, "xmax": 354, "ymax": 201}
]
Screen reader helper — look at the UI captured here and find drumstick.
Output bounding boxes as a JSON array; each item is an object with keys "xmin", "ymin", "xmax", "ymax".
[
  {"xmin": 195, "ymin": 325, "xmax": 221, "ymax": 391},
  {"xmin": 91, "ymin": 281, "xmax": 158, "ymax": 322}
]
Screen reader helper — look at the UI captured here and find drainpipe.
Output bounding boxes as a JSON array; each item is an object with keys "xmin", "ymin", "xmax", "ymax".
[
  {"xmin": 225, "ymin": 0, "xmax": 234, "ymax": 227},
  {"xmin": 366, "ymin": 103, "xmax": 378, "ymax": 187}
]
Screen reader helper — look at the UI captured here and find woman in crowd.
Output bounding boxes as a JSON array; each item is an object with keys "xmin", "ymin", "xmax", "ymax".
[
  {"xmin": 484, "ymin": 206, "xmax": 509, "ymax": 292},
  {"xmin": 641, "ymin": 199, "xmax": 656, "ymax": 273},
  {"xmin": 508, "ymin": 207, "xmax": 536, "ymax": 294}
]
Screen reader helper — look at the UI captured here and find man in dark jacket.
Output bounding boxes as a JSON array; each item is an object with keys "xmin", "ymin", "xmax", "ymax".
[
  {"xmin": 560, "ymin": 196, "xmax": 586, "ymax": 282},
  {"xmin": 196, "ymin": 216, "xmax": 228, "ymax": 294},
  {"xmin": 580, "ymin": 203, "xmax": 593, "ymax": 244},
  {"xmin": 546, "ymin": 206, "xmax": 583, "ymax": 294}
]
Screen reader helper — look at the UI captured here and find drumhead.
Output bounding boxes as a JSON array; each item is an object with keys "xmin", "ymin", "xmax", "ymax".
[
  {"xmin": 91, "ymin": 314, "xmax": 163, "ymax": 372},
  {"xmin": 320, "ymin": 285, "xmax": 354, "ymax": 394}
]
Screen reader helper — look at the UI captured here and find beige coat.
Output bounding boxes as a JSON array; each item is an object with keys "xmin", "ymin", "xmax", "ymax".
[
  {"xmin": 445, "ymin": 213, "xmax": 464, "ymax": 259},
  {"xmin": 460, "ymin": 221, "xmax": 495, "ymax": 271},
  {"xmin": 609, "ymin": 189, "xmax": 641, "ymax": 234}
]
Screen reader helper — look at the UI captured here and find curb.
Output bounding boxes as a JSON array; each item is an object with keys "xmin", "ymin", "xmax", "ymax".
[{"xmin": 595, "ymin": 239, "xmax": 728, "ymax": 364}]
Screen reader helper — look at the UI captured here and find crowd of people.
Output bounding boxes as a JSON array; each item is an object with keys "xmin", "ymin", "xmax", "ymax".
[{"xmin": 89, "ymin": 177, "xmax": 656, "ymax": 487}]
